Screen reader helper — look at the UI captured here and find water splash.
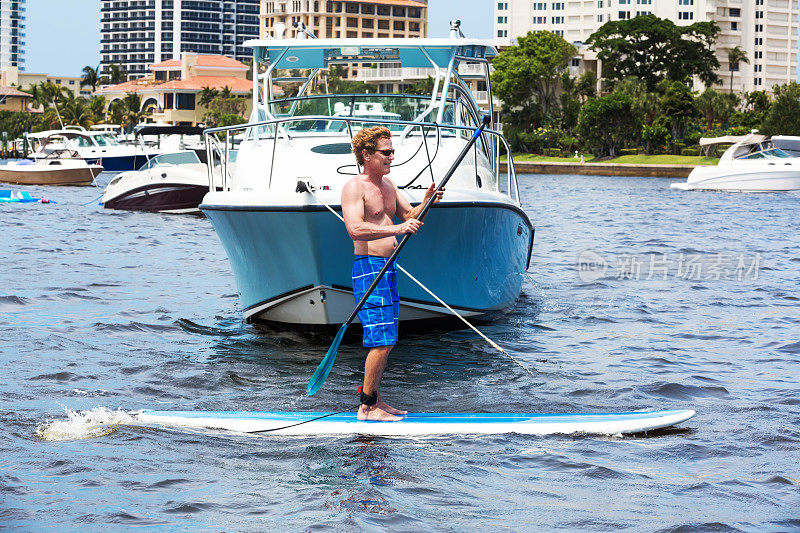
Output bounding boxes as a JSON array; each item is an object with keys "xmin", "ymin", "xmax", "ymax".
[{"xmin": 36, "ymin": 406, "xmax": 136, "ymax": 441}]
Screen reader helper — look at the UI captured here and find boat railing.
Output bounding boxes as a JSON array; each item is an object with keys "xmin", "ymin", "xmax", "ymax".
[{"xmin": 204, "ymin": 115, "xmax": 519, "ymax": 203}]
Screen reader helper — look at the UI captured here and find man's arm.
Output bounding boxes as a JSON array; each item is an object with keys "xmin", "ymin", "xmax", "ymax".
[
  {"xmin": 341, "ymin": 180, "xmax": 421, "ymax": 240},
  {"xmin": 395, "ymin": 182, "xmax": 443, "ymax": 222}
]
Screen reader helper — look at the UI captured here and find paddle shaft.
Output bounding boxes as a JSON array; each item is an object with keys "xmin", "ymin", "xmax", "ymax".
[{"xmin": 342, "ymin": 116, "xmax": 491, "ymax": 328}]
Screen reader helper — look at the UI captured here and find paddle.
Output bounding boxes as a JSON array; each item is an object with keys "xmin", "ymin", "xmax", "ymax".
[{"xmin": 307, "ymin": 115, "xmax": 492, "ymax": 396}]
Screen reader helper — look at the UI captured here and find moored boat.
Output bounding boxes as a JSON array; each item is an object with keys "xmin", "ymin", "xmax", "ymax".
[
  {"xmin": 101, "ymin": 125, "xmax": 221, "ymax": 213},
  {"xmin": 671, "ymin": 133, "xmax": 800, "ymax": 192},
  {"xmin": 199, "ymin": 36, "xmax": 533, "ymax": 327},
  {"xmin": 27, "ymin": 128, "xmax": 163, "ymax": 172},
  {"xmin": 0, "ymin": 149, "xmax": 103, "ymax": 186}
]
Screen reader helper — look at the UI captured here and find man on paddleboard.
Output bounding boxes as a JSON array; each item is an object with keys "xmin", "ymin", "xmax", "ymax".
[{"xmin": 341, "ymin": 126, "xmax": 442, "ymax": 421}]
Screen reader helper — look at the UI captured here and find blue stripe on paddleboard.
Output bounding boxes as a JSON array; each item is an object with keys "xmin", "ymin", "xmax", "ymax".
[{"xmin": 139, "ymin": 410, "xmax": 694, "ymax": 424}]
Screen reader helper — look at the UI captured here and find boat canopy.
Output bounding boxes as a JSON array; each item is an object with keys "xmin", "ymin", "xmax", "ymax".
[
  {"xmin": 244, "ymin": 38, "xmax": 498, "ymax": 69},
  {"xmin": 699, "ymin": 134, "xmax": 766, "ymax": 147}
]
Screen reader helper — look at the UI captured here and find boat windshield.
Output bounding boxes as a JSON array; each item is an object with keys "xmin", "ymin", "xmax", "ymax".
[
  {"xmin": 270, "ymin": 94, "xmax": 455, "ymax": 132},
  {"xmin": 93, "ymin": 133, "xmax": 120, "ymax": 146},
  {"xmin": 138, "ymin": 151, "xmax": 201, "ymax": 170},
  {"xmin": 740, "ymin": 147, "xmax": 792, "ymax": 159}
]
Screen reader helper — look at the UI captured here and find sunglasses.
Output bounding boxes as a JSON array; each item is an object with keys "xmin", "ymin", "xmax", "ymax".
[{"xmin": 372, "ymin": 149, "xmax": 395, "ymax": 156}]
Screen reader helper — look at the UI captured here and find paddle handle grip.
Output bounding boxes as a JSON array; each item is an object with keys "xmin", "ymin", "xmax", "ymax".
[{"xmin": 343, "ymin": 116, "xmax": 491, "ymax": 327}]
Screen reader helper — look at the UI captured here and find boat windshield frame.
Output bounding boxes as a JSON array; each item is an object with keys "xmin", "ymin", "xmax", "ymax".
[{"xmin": 249, "ymin": 39, "xmax": 496, "ymax": 140}]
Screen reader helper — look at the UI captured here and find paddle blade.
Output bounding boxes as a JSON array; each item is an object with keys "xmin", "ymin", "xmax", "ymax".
[{"xmin": 307, "ymin": 323, "xmax": 348, "ymax": 396}]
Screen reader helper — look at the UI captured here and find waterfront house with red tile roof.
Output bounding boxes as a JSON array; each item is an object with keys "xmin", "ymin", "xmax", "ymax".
[{"xmin": 97, "ymin": 52, "xmax": 283, "ymax": 126}]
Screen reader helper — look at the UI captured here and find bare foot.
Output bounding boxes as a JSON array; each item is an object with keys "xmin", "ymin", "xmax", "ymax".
[
  {"xmin": 377, "ymin": 400, "xmax": 407, "ymax": 415},
  {"xmin": 357, "ymin": 405, "xmax": 404, "ymax": 421}
]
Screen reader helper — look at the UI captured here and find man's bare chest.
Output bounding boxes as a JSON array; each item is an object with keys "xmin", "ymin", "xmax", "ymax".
[{"xmin": 362, "ymin": 182, "xmax": 396, "ymax": 220}]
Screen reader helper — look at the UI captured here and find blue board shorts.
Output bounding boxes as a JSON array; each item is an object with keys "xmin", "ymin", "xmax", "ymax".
[{"xmin": 352, "ymin": 255, "xmax": 399, "ymax": 348}]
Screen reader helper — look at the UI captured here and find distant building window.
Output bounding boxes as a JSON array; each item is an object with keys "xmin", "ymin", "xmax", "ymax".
[
  {"xmin": 731, "ymin": 21, "xmax": 738, "ymax": 31},
  {"xmin": 597, "ymin": 14, "xmax": 604, "ymax": 22},
  {"xmin": 533, "ymin": 16, "xmax": 545, "ymax": 24},
  {"xmin": 571, "ymin": 58, "xmax": 580, "ymax": 67},
  {"xmin": 618, "ymin": 11, "xmax": 631, "ymax": 19},
  {"xmin": 678, "ymin": 11, "xmax": 693, "ymax": 20},
  {"xmin": 619, "ymin": 0, "xmax": 630, "ymax": 4},
  {"xmin": 755, "ymin": 24, "xmax": 763, "ymax": 32},
  {"xmin": 637, "ymin": 11, "xmax": 651, "ymax": 16},
  {"xmin": 678, "ymin": 0, "xmax": 692, "ymax": 4},
  {"xmin": 729, "ymin": 7, "xmax": 740, "ymax": 17},
  {"xmin": 754, "ymin": 64, "xmax": 762, "ymax": 72},
  {"xmin": 533, "ymin": 2, "xmax": 546, "ymax": 9},
  {"xmin": 554, "ymin": 30, "xmax": 564, "ymax": 36},
  {"xmin": 755, "ymin": 11, "xmax": 763, "ymax": 19},
  {"xmin": 497, "ymin": 16, "xmax": 507, "ymax": 23},
  {"xmin": 497, "ymin": 29, "xmax": 507, "ymax": 37},
  {"xmin": 552, "ymin": 16, "xmax": 564, "ymax": 24},
  {"xmin": 755, "ymin": 37, "xmax": 763, "ymax": 45},
  {"xmin": 552, "ymin": 2, "xmax": 564, "ymax": 9},
  {"xmin": 597, "ymin": 0, "xmax": 603, "ymax": 7},
  {"xmin": 497, "ymin": 2, "xmax": 508, "ymax": 9}
]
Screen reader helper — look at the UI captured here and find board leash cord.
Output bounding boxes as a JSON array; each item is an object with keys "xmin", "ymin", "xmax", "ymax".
[{"xmin": 245, "ymin": 403, "xmax": 361, "ymax": 434}]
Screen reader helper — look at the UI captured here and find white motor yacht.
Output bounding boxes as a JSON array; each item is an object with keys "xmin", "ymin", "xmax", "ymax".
[
  {"xmin": 27, "ymin": 127, "xmax": 164, "ymax": 172},
  {"xmin": 197, "ymin": 34, "xmax": 534, "ymax": 327},
  {"xmin": 671, "ymin": 133, "xmax": 800, "ymax": 192}
]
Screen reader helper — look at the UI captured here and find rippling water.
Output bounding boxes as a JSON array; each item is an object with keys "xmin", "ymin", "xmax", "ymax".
[{"xmin": 2, "ymin": 173, "xmax": 799, "ymax": 531}]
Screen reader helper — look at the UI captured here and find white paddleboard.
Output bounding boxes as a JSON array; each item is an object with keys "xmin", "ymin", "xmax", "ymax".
[{"xmin": 136, "ymin": 409, "xmax": 695, "ymax": 437}]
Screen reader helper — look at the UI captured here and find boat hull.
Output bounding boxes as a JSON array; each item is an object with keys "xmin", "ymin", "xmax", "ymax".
[
  {"xmin": 674, "ymin": 166, "xmax": 800, "ymax": 192},
  {"xmin": 0, "ymin": 165, "xmax": 102, "ymax": 186},
  {"xmin": 103, "ymin": 182, "xmax": 209, "ymax": 213},
  {"xmin": 201, "ymin": 198, "xmax": 533, "ymax": 326},
  {"xmin": 86, "ymin": 155, "xmax": 154, "ymax": 172}
]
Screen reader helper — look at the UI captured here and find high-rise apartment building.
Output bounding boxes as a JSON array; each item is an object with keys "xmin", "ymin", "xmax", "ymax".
[
  {"xmin": 494, "ymin": 0, "xmax": 798, "ymax": 92},
  {"xmin": 0, "ymin": 0, "xmax": 26, "ymax": 69},
  {"xmin": 260, "ymin": 0, "xmax": 427, "ymax": 40},
  {"xmin": 101, "ymin": 0, "xmax": 260, "ymax": 80}
]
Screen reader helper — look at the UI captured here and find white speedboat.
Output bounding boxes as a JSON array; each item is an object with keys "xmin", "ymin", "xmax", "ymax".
[
  {"xmin": 199, "ymin": 36, "xmax": 533, "ymax": 327},
  {"xmin": 102, "ymin": 125, "xmax": 224, "ymax": 213},
  {"xmin": 671, "ymin": 134, "xmax": 800, "ymax": 192},
  {"xmin": 27, "ymin": 127, "xmax": 164, "ymax": 172},
  {"xmin": 0, "ymin": 149, "xmax": 103, "ymax": 186}
]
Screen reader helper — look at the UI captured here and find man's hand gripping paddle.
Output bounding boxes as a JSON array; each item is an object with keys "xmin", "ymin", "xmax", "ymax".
[{"xmin": 307, "ymin": 115, "xmax": 492, "ymax": 396}]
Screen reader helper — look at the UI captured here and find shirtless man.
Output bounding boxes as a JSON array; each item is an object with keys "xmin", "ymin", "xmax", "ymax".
[{"xmin": 341, "ymin": 126, "xmax": 442, "ymax": 421}]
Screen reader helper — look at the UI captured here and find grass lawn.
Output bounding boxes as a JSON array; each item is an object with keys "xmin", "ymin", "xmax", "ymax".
[{"xmin": 507, "ymin": 153, "xmax": 719, "ymax": 165}]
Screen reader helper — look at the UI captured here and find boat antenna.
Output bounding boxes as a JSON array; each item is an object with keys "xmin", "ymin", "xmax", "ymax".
[
  {"xmin": 51, "ymin": 98, "xmax": 65, "ymax": 129},
  {"xmin": 449, "ymin": 20, "xmax": 465, "ymax": 38}
]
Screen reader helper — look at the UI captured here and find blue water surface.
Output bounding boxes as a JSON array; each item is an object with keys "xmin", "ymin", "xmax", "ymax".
[{"xmin": 1, "ymin": 173, "xmax": 798, "ymax": 531}]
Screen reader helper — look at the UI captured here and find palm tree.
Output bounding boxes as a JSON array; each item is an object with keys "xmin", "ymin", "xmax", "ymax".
[
  {"xmin": 22, "ymin": 83, "xmax": 46, "ymax": 110},
  {"xmin": 81, "ymin": 65, "xmax": 101, "ymax": 92},
  {"xmin": 108, "ymin": 99, "xmax": 126, "ymax": 126},
  {"xmin": 59, "ymin": 95, "xmax": 94, "ymax": 129},
  {"xmin": 103, "ymin": 63, "xmax": 128, "ymax": 85},
  {"xmin": 198, "ymin": 86, "xmax": 219, "ymax": 107},
  {"xmin": 727, "ymin": 46, "xmax": 750, "ymax": 94},
  {"xmin": 88, "ymin": 95, "xmax": 107, "ymax": 123},
  {"xmin": 122, "ymin": 92, "xmax": 146, "ymax": 130}
]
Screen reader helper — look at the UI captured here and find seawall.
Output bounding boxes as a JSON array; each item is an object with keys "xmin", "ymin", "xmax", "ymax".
[{"xmin": 501, "ymin": 161, "xmax": 695, "ymax": 178}]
